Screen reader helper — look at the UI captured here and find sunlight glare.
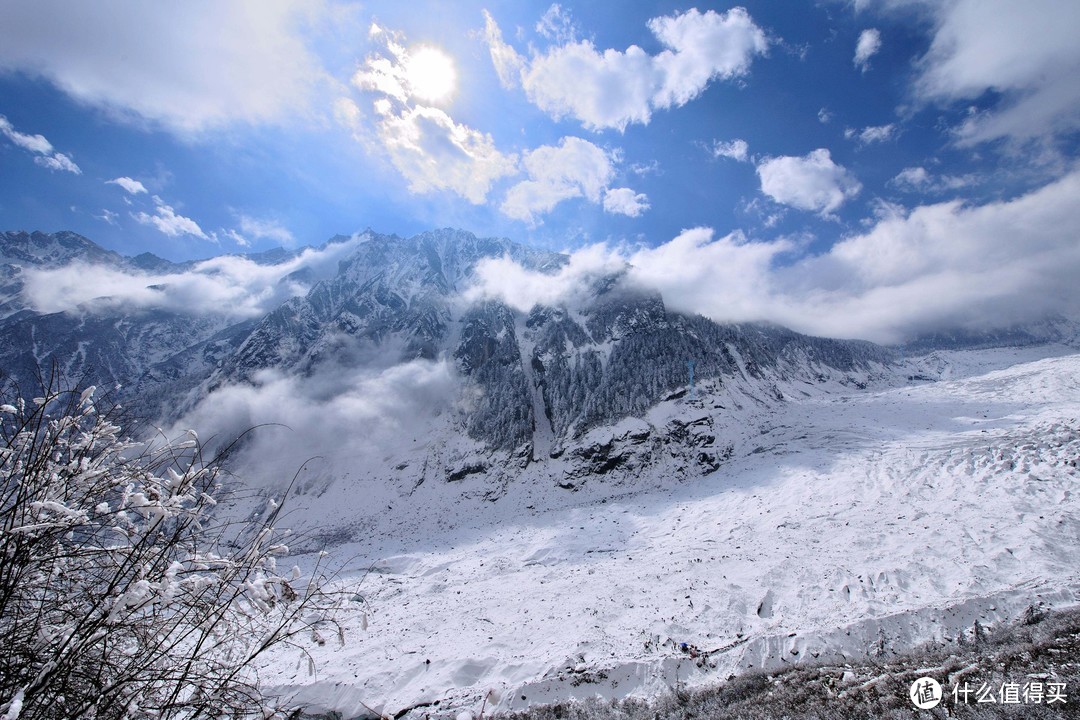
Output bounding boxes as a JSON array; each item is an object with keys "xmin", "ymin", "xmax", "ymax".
[{"xmin": 405, "ymin": 46, "xmax": 457, "ymax": 103}]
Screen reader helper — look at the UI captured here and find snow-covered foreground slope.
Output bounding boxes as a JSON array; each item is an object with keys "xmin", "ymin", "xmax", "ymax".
[{"xmin": 264, "ymin": 347, "xmax": 1080, "ymax": 718}]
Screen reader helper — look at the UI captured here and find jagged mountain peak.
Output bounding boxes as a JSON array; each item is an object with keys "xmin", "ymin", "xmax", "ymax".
[{"xmin": 0, "ymin": 229, "xmax": 124, "ymax": 267}]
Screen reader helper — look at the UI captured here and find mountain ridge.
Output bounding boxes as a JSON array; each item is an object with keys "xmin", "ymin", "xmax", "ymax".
[{"xmin": 0, "ymin": 228, "xmax": 1075, "ymax": 459}]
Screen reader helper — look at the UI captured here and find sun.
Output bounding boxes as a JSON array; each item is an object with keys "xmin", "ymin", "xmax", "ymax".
[{"xmin": 405, "ymin": 46, "xmax": 457, "ymax": 103}]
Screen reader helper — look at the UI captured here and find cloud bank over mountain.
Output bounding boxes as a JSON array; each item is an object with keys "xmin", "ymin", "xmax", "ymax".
[{"xmin": 467, "ymin": 169, "xmax": 1080, "ymax": 343}]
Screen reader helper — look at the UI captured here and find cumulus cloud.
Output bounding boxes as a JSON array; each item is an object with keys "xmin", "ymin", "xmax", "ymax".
[
  {"xmin": 498, "ymin": 137, "xmax": 648, "ymax": 223},
  {"xmin": 756, "ymin": 149, "xmax": 861, "ymax": 216},
  {"xmin": 486, "ymin": 7, "xmax": 767, "ymax": 131},
  {"xmin": 373, "ymin": 103, "xmax": 516, "ymax": 204},
  {"xmin": 466, "ymin": 170, "xmax": 1080, "ymax": 342},
  {"xmin": 21, "ymin": 235, "xmax": 364, "ymax": 319},
  {"xmin": 712, "ymin": 138, "xmax": 750, "ymax": 162},
  {"xmin": 0, "ymin": 114, "xmax": 81, "ymax": 173},
  {"xmin": 107, "ymin": 176, "xmax": 148, "ymax": 195},
  {"xmin": 351, "ymin": 21, "xmax": 646, "ymax": 221},
  {"xmin": 844, "ymin": 123, "xmax": 896, "ymax": 145},
  {"xmin": 501, "ymin": 137, "xmax": 613, "ymax": 223},
  {"xmin": 912, "ymin": 0, "xmax": 1080, "ymax": 145},
  {"xmin": 603, "ymin": 187, "xmax": 651, "ymax": 217},
  {"xmin": 132, "ymin": 196, "xmax": 208, "ymax": 240},
  {"xmin": 0, "ymin": 1, "xmax": 328, "ymax": 134},
  {"xmin": 854, "ymin": 28, "xmax": 881, "ymax": 71}
]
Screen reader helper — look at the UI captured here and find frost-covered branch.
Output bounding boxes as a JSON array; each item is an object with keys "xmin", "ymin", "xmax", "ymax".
[{"xmin": 0, "ymin": 377, "xmax": 346, "ymax": 719}]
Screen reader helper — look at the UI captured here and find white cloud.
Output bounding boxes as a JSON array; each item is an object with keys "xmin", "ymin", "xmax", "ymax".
[
  {"xmin": 464, "ymin": 243, "xmax": 625, "ymax": 311},
  {"xmin": 482, "ymin": 10, "xmax": 526, "ymax": 89},
  {"xmin": 96, "ymin": 209, "xmax": 119, "ymax": 225},
  {"xmin": 844, "ymin": 123, "xmax": 896, "ymax": 144},
  {"xmin": 0, "ymin": 115, "xmax": 52, "ymax": 154},
  {"xmin": 712, "ymin": 138, "xmax": 750, "ymax": 162},
  {"xmin": 521, "ymin": 41, "xmax": 656, "ymax": 131},
  {"xmin": 647, "ymin": 8, "xmax": 769, "ymax": 109},
  {"xmin": 353, "ymin": 25, "xmax": 517, "ymax": 204},
  {"xmin": 333, "ymin": 96, "xmax": 363, "ymax": 129},
  {"xmin": 817, "ymin": 107, "xmax": 833, "ymax": 124},
  {"xmin": 236, "ymin": 215, "xmax": 295, "ymax": 246},
  {"xmin": 854, "ymin": 28, "xmax": 882, "ymax": 71},
  {"xmin": 106, "ymin": 176, "xmax": 148, "ymax": 195},
  {"xmin": 0, "ymin": 1, "xmax": 328, "ymax": 134},
  {"xmin": 165, "ymin": 356, "xmax": 463, "ymax": 496},
  {"xmin": 504, "ymin": 7, "xmax": 767, "ymax": 131},
  {"xmin": 535, "ymin": 4, "xmax": 578, "ymax": 45},
  {"xmin": 22, "ymin": 235, "xmax": 364, "ymax": 319},
  {"xmin": 628, "ymin": 228, "xmax": 792, "ymax": 321},
  {"xmin": 467, "ymin": 169, "xmax": 1080, "ymax": 343},
  {"xmin": 501, "ymin": 137, "xmax": 642, "ymax": 223},
  {"xmin": 0, "ymin": 114, "xmax": 81, "ymax": 173},
  {"xmin": 354, "ymin": 24, "xmax": 420, "ymax": 104},
  {"xmin": 132, "ymin": 196, "xmax": 208, "ymax": 240},
  {"xmin": 912, "ymin": 0, "xmax": 1080, "ymax": 145},
  {"xmin": 220, "ymin": 229, "xmax": 251, "ymax": 248},
  {"xmin": 603, "ymin": 187, "xmax": 650, "ymax": 217},
  {"xmin": 373, "ymin": 103, "xmax": 517, "ymax": 204},
  {"xmin": 756, "ymin": 149, "xmax": 861, "ymax": 216},
  {"xmin": 890, "ymin": 166, "xmax": 978, "ymax": 192},
  {"xmin": 891, "ymin": 166, "xmax": 930, "ymax": 188},
  {"xmin": 33, "ymin": 153, "xmax": 80, "ymax": 173},
  {"xmin": 354, "ymin": 21, "xmax": 649, "ymax": 218}
]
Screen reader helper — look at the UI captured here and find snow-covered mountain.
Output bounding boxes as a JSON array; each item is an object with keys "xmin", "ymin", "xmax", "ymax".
[
  {"xmin": 0, "ymin": 228, "xmax": 893, "ymax": 448},
  {"xmin": 3, "ymin": 228, "xmax": 1079, "ymax": 717},
  {"xmin": 264, "ymin": 345, "xmax": 1080, "ymax": 718}
]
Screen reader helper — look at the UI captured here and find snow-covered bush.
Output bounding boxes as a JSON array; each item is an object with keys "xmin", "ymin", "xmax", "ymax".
[{"xmin": 0, "ymin": 381, "xmax": 343, "ymax": 719}]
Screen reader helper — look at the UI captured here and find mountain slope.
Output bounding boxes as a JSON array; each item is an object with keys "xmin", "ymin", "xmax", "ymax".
[
  {"xmin": 2, "ymin": 228, "xmax": 1079, "ymax": 718},
  {"xmin": 262, "ymin": 348, "xmax": 1080, "ymax": 718}
]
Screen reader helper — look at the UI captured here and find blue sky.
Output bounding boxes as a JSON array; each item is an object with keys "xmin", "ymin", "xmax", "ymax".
[{"xmin": 2, "ymin": 1, "xmax": 1079, "ymax": 340}]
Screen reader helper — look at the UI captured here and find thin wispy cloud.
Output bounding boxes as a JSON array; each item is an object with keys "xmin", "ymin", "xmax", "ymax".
[
  {"xmin": 845, "ymin": 123, "xmax": 896, "ymax": 145},
  {"xmin": 0, "ymin": 115, "xmax": 81, "ymax": 174},
  {"xmin": 106, "ymin": 177, "xmax": 148, "ymax": 195},
  {"xmin": 236, "ymin": 214, "xmax": 295, "ymax": 247},
  {"xmin": 21, "ymin": 234, "xmax": 366, "ymax": 319},
  {"xmin": 712, "ymin": 138, "xmax": 750, "ymax": 162},
  {"xmin": 132, "ymin": 196, "xmax": 208, "ymax": 240}
]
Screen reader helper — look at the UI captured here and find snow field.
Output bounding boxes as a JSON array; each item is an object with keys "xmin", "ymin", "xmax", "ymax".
[{"xmin": 264, "ymin": 350, "xmax": 1080, "ymax": 718}]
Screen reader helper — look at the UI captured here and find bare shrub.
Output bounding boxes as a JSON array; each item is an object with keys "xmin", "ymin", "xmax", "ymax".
[{"xmin": 0, "ymin": 376, "xmax": 344, "ymax": 719}]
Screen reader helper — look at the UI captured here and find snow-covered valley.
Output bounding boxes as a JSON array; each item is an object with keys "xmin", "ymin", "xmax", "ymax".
[{"xmin": 263, "ymin": 346, "xmax": 1080, "ymax": 718}]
